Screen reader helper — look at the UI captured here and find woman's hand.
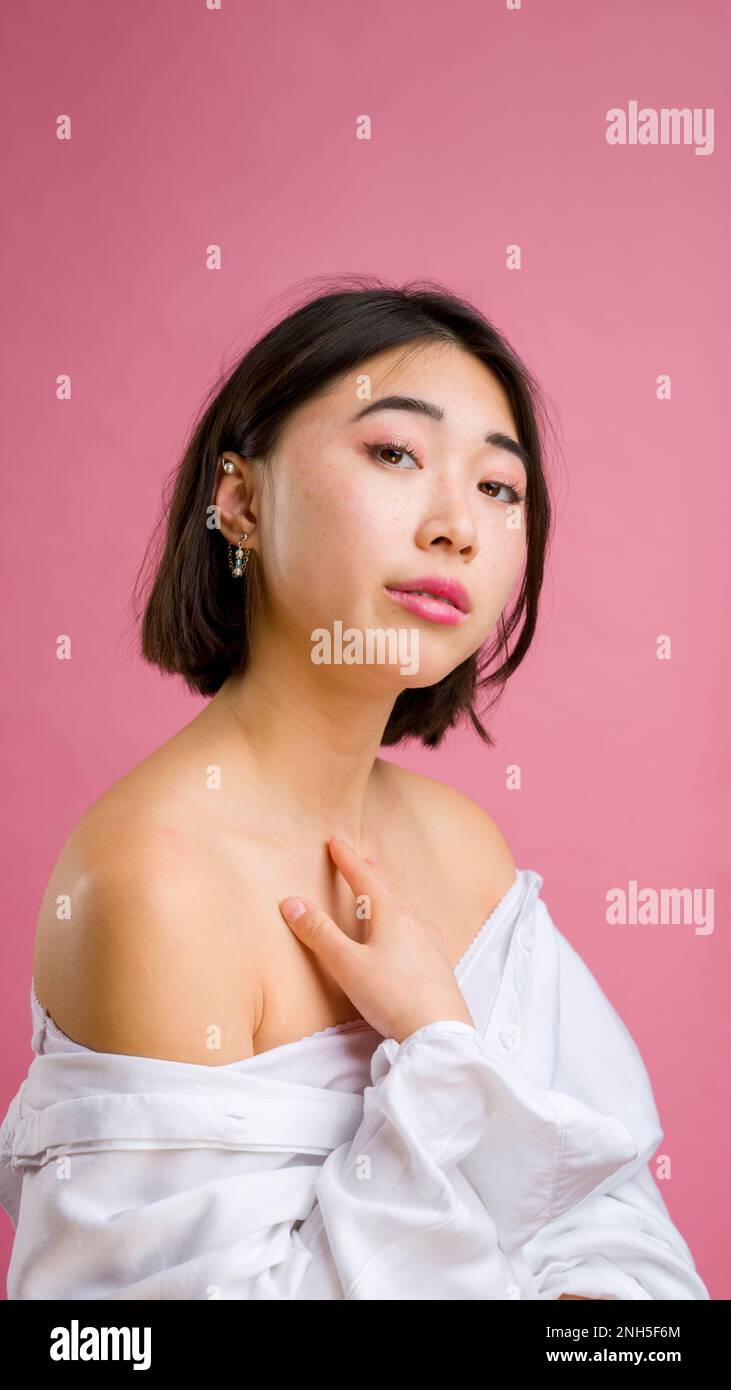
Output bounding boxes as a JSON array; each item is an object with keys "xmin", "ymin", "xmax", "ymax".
[{"xmin": 278, "ymin": 835, "xmax": 476, "ymax": 1045}]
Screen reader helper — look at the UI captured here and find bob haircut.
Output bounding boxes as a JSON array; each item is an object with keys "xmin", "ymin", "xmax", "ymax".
[{"xmin": 131, "ymin": 274, "xmax": 558, "ymax": 750}]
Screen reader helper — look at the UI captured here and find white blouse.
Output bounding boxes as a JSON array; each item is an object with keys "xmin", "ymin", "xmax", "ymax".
[{"xmin": 0, "ymin": 868, "xmax": 710, "ymax": 1300}]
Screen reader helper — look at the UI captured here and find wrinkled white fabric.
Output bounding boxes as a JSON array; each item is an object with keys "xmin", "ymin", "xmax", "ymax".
[{"xmin": 0, "ymin": 869, "xmax": 709, "ymax": 1300}]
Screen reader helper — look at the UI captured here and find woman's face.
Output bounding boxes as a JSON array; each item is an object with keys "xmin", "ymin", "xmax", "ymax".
[{"xmin": 237, "ymin": 339, "xmax": 529, "ymax": 689}]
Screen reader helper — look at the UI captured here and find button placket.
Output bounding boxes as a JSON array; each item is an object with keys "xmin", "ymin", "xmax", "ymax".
[{"xmin": 487, "ymin": 908, "xmax": 536, "ymax": 1055}]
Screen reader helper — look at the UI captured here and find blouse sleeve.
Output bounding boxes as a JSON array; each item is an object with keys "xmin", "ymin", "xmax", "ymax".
[
  {"xmin": 301, "ymin": 1019, "xmax": 646, "ymax": 1299},
  {"xmin": 303, "ymin": 909, "xmax": 710, "ymax": 1301},
  {"xmin": 511, "ymin": 919, "xmax": 710, "ymax": 1301},
  {"xmin": 518, "ymin": 1162, "xmax": 710, "ymax": 1300}
]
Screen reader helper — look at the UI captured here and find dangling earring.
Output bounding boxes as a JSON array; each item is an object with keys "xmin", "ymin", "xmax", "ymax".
[
  {"xmin": 221, "ymin": 460, "xmax": 251, "ymax": 576},
  {"xmin": 228, "ymin": 532, "xmax": 250, "ymax": 578}
]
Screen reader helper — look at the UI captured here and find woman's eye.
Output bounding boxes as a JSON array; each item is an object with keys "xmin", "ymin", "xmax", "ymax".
[
  {"xmin": 366, "ymin": 443, "xmax": 525, "ymax": 505},
  {"xmin": 366, "ymin": 442, "xmax": 420, "ymax": 469},
  {"xmin": 480, "ymin": 480, "xmax": 525, "ymax": 504}
]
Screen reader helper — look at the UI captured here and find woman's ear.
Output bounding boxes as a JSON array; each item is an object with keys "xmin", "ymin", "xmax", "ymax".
[{"xmin": 212, "ymin": 454, "xmax": 258, "ymax": 546}]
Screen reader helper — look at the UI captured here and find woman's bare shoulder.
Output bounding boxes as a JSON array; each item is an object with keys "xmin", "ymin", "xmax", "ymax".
[
  {"xmin": 375, "ymin": 757, "xmax": 517, "ymax": 889},
  {"xmin": 32, "ymin": 770, "xmax": 265, "ymax": 1066}
]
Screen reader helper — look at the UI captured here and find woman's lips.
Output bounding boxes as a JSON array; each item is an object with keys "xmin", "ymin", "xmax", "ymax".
[{"xmin": 384, "ymin": 587, "xmax": 469, "ymax": 626}]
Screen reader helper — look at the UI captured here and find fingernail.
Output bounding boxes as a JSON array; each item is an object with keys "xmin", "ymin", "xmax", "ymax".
[{"xmin": 281, "ymin": 897, "xmax": 306, "ymax": 920}]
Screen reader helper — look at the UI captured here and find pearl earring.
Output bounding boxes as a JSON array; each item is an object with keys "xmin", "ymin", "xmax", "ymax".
[{"xmin": 222, "ymin": 459, "xmax": 236, "ymax": 474}]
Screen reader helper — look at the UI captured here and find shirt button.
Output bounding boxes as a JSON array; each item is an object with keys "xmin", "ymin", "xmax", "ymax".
[{"xmin": 499, "ymin": 1023, "xmax": 521, "ymax": 1051}]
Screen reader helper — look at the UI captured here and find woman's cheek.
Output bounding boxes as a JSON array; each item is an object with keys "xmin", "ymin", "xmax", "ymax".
[{"xmin": 474, "ymin": 525, "xmax": 527, "ymax": 624}]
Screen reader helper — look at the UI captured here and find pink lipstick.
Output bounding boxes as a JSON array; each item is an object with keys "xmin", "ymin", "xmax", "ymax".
[{"xmin": 384, "ymin": 574, "xmax": 471, "ymax": 627}]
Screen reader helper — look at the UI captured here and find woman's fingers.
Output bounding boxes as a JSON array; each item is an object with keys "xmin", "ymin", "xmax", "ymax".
[
  {"xmin": 278, "ymin": 836, "xmax": 472, "ymax": 1043},
  {"xmin": 326, "ymin": 835, "xmax": 390, "ymax": 913},
  {"xmin": 278, "ymin": 897, "xmax": 360, "ymax": 973},
  {"xmin": 328, "ymin": 835, "xmax": 416, "ymax": 915},
  {"xmin": 278, "ymin": 838, "xmax": 404, "ymax": 971}
]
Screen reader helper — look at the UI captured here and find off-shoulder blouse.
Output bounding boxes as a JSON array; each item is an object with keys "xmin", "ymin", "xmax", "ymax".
[{"xmin": 0, "ymin": 868, "xmax": 710, "ymax": 1300}]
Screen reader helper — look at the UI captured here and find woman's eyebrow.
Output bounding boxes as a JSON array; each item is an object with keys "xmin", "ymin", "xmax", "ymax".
[
  {"xmin": 351, "ymin": 394, "xmax": 444, "ymax": 424},
  {"xmin": 350, "ymin": 395, "xmax": 533, "ymax": 473}
]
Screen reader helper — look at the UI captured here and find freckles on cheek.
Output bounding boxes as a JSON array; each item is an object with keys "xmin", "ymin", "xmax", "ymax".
[
  {"xmin": 494, "ymin": 508, "xmax": 527, "ymax": 557},
  {"xmin": 286, "ymin": 480, "xmax": 363, "ymax": 567},
  {"xmin": 276, "ymin": 475, "xmax": 326, "ymax": 533},
  {"xmin": 480, "ymin": 521, "xmax": 526, "ymax": 600},
  {"xmin": 316, "ymin": 486, "xmax": 365, "ymax": 545}
]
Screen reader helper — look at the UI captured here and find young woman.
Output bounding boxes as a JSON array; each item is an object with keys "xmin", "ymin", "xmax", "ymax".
[{"xmin": 0, "ymin": 279, "xmax": 709, "ymax": 1300}]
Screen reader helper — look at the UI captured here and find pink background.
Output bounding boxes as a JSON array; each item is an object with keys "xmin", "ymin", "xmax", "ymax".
[{"xmin": 1, "ymin": 0, "xmax": 728, "ymax": 1297}]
